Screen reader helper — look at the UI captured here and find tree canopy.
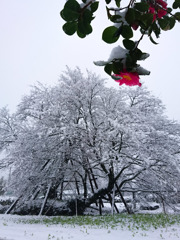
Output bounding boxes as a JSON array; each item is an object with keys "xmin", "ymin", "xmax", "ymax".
[{"xmin": 0, "ymin": 68, "xmax": 180, "ymax": 215}]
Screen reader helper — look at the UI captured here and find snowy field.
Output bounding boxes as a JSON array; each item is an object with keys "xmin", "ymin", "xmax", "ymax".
[{"xmin": 1, "ymin": 214, "xmax": 180, "ymax": 240}]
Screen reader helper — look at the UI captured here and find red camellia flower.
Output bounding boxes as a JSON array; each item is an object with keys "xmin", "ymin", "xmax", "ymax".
[
  {"xmin": 149, "ymin": 6, "xmax": 157, "ymax": 22},
  {"xmin": 131, "ymin": 0, "xmax": 167, "ymax": 30},
  {"xmin": 157, "ymin": 8, "xmax": 167, "ymax": 18},
  {"xmin": 157, "ymin": 0, "xmax": 167, "ymax": 9},
  {"xmin": 149, "ymin": 0, "xmax": 167, "ymax": 21},
  {"xmin": 114, "ymin": 72, "xmax": 141, "ymax": 87}
]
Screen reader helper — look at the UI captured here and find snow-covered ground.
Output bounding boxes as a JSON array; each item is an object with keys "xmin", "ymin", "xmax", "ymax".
[{"xmin": 0, "ymin": 214, "xmax": 180, "ymax": 240}]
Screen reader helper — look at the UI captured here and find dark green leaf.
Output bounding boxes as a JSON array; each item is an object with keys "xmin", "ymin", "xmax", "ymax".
[
  {"xmin": 115, "ymin": 0, "xmax": 121, "ymax": 7},
  {"xmin": 105, "ymin": 0, "xmax": 111, "ymax": 4},
  {"xmin": 123, "ymin": 39, "xmax": 135, "ymax": 50},
  {"xmin": 134, "ymin": 2, "xmax": 149, "ymax": 12},
  {"xmin": 104, "ymin": 64, "xmax": 113, "ymax": 75},
  {"xmin": 78, "ymin": 21, "xmax": 92, "ymax": 35},
  {"xmin": 60, "ymin": 10, "xmax": 66, "ymax": 21},
  {"xmin": 102, "ymin": 26, "xmax": 119, "ymax": 44},
  {"xmin": 134, "ymin": 9, "xmax": 142, "ymax": 21},
  {"xmin": 151, "ymin": 22, "xmax": 161, "ymax": 38},
  {"xmin": 112, "ymin": 65, "xmax": 120, "ymax": 74},
  {"xmin": 77, "ymin": 29, "xmax": 86, "ymax": 38},
  {"xmin": 83, "ymin": 9, "xmax": 94, "ymax": 23},
  {"xmin": 121, "ymin": 25, "xmax": 133, "ymax": 39},
  {"xmin": 114, "ymin": 26, "xmax": 123, "ymax": 37},
  {"xmin": 109, "ymin": 15, "xmax": 122, "ymax": 23},
  {"xmin": 167, "ymin": 7, "xmax": 173, "ymax": 13},
  {"xmin": 158, "ymin": 16, "xmax": 176, "ymax": 30},
  {"xmin": 90, "ymin": 2, "xmax": 99, "ymax": 13},
  {"xmin": 169, "ymin": 17, "xmax": 176, "ymax": 29},
  {"xmin": 125, "ymin": 54, "xmax": 136, "ymax": 70},
  {"xmin": 149, "ymin": 35, "xmax": 158, "ymax": 44},
  {"xmin": 141, "ymin": 13, "xmax": 154, "ymax": 26},
  {"xmin": 175, "ymin": 12, "xmax": 180, "ymax": 21},
  {"xmin": 125, "ymin": 8, "xmax": 135, "ymax": 25},
  {"xmin": 111, "ymin": 75, "xmax": 121, "ymax": 80},
  {"xmin": 76, "ymin": 9, "xmax": 93, "ymax": 36},
  {"xmin": 62, "ymin": 22, "xmax": 77, "ymax": 35},
  {"xmin": 112, "ymin": 61, "xmax": 123, "ymax": 74},
  {"xmin": 131, "ymin": 48, "xmax": 143, "ymax": 61},
  {"xmin": 173, "ymin": 0, "xmax": 180, "ymax": 9},
  {"xmin": 158, "ymin": 18, "xmax": 169, "ymax": 30},
  {"xmin": 62, "ymin": 0, "xmax": 80, "ymax": 21}
]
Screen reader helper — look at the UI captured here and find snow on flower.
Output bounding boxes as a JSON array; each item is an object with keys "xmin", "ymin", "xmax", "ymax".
[{"xmin": 114, "ymin": 72, "xmax": 141, "ymax": 87}]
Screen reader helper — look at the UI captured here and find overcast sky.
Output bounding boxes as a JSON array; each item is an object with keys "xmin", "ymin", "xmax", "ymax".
[{"xmin": 0, "ymin": 0, "xmax": 180, "ymax": 121}]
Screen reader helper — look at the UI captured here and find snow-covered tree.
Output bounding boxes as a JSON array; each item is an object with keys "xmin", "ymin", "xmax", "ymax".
[{"xmin": 0, "ymin": 67, "xmax": 180, "ymax": 215}]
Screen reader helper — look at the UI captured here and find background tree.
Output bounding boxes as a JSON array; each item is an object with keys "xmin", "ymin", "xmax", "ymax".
[
  {"xmin": 0, "ymin": 177, "xmax": 6, "ymax": 196},
  {"xmin": 0, "ymin": 67, "xmax": 180, "ymax": 215}
]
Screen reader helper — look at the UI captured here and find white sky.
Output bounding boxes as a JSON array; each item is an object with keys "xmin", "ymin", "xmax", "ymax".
[{"xmin": 0, "ymin": 0, "xmax": 180, "ymax": 121}]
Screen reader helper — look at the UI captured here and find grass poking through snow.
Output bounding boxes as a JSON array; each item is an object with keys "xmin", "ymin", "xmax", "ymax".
[{"xmin": 14, "ymin": 213, "xmax": 180, "ymax": 231}]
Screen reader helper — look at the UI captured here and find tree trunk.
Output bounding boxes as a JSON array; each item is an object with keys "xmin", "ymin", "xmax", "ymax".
[
  {"xmin": 115, "ymin": 183, "xmax": 133, "ymax": 214},
  {"xmin": 5, "ymin": 196, "xmax": 22, "ymax": 214},
  {"xmin": 39, "ymin": 183, "xmax": 51, "ymax": 216}
]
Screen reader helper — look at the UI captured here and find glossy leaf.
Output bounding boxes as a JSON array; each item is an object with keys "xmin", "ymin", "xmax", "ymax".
[
  {"xmin": 141, "ymin": 13, "xmax": 154, "ymax": 27},
  {"xmin": 109, "ymin": 15, "xmax": 122, "ymax": 23},
  {"xmin": 78, "ymin": 21, "xmax": 92, "ymax": 35},
  {"xmin": 131, "ymin": 48, "xmax": 144, "ymax": 61},
  {"xmin": 121, "ymin": 25, "xmax": 133, "ymax": 39},
  {"xmin": 60, "ymin": 10, "xmax": 66, "ymax": 21},
  {"xmin": 112, "ymin": 61, "xmax": 123, "ymax": 74},
  {"xmin": 83, "ymin": 9, "xmax": 94, "ymax": 23},
  {"xmin": 125, "ymin": 54, "xmax": 136, "ymax": 70},
  {"xmin": 173, "ymin": 0, "xmax": 180, "ymax": 9},
  {"xmin": 114, "ymin": 26, "xmax": 123, "ymax": 37},
  {"xmin": 169, "ymin": 17, "xmax": 176, "ymax": 29},
  {"xmin": 167, "ymin": 7, "xmax": 173, "ymax": 13},
  {"xmin": 63, "ymin": 22, "xmax": 77, "ymax": 35},
  {"xmin": 134, "ymin": 2, "xmax": 149, "ymax": 12},
  {"xmin": 77, "ymin": 29, "xmax": 86, "ymax": 38},
  {"xmin": 159, "ymin": 16, "xmax": 176, "ymax": 30},
  {"xmin": 90, "ymin": 2, "xmax": 99, "ymax": 13},
  {"xmin": 151, "ymin": 22, "xmax": 161, "ymax": 38},
  {"xmin": 62, "ymin": 0, "xmax": 80, "ymax": 21},
  {"xmin": 123, "ymin": 39, "xmax": 135, "ymax": 50},
  {"xmin": 158, "ymin": 18, "xmax": 169, "ymax": 30},
  {"xmin": 104, "ymin": 64, "xmax": 112, "ymax": 75},
  {"xmin": 149, "ymin": 35, "xmax": 158, "ymax": 44},
  {"xmin": 125, "ymin": 8, "xmax": 135, "ymax": 25},
  {"xmin": 175, "ymin": 12, "xmax": 180, "ymax": 21},
  {"xmin": 102, "ymin": 26, "xmax": 119, "ymax": 43},
  {"xmin": 115, "ymin": 0, "xmax": 121, "ymax": 7}
]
